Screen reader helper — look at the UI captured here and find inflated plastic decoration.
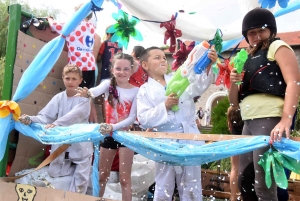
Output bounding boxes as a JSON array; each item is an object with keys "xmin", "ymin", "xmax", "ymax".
[
  {"xmin": 160, "ymin": 14, "xmax": 182, "ymax": 53},
  {"xmin": 258, "ymin": 148, "xmax": 300, "ymax": 189},
  {"xmin": 274, "ymin": 0, "xmax": 300, "ymax": 17},
  {"xmin": 165, "ymin": 41, "xmax": 211, "ymax": 111},
  {"xmin": 171, "ymin": 40, "xmax": 195, "ymax": 71},
  {"xmin": 259, "ymin": 0, "xmax": 290, "ymax": 8},
  {"xmin": 107, "ymin": 9, "xmax": 143, "ymax": 49}
]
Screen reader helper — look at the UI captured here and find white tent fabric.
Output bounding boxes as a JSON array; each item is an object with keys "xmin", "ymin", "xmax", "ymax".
[{"xmin": 121, "ymin": 0, "xmax": 273, "ymax": 41}]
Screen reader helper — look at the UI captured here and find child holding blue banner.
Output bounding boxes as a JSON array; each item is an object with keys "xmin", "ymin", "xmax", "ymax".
[
  {"xmin": 76, "ymin": 53, "xmax": 138, "ymax": 201},
  {"xmin": 229, "ymin": 8, "xmax": 300, "ymax": 201},
  {"xmin": 137, "ymin": 47, "xmax": 217, "ymax": 201},
  {"xmin": 19, "ymin": 64, "xmax": 93, "ymax": 194}
]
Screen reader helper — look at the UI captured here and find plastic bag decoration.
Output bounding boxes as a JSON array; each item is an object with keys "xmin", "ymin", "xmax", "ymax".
[
  {"xmin": 258, "ymin": 148, "xmax": 300, "ymax": 189},
  {"xmin": 107, "ymin": 9, "xmax": 143, "ymax": 49},
  {"xmin": 209, "ymin": 29, "xmax": 223, "ymax": 55},
  {"xmin": 160, "ymin": 14, "xmax": 182, "ymax": 53},
  {"xmin": 259, "ymin": 0, "xmax": 290, "ymax": 9},
  {"xmin": 165, "ymin": 40, "xmax": 211, "ymax": 112},
  {"xmin": 215, "ymin": 59, "xmax": 233, "ymax": 89},
  {"xmin": 171, "ymin": 40, "xmax": 195, "ymax": 71}
]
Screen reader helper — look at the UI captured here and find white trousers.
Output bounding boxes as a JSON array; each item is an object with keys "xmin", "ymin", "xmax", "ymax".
[
  {"xmin": 48, "ymin": 156, "xmax": 92, "ymax": 194},
  {"xmin": 154, "ymin": 163, "xmax": 202, "ymax": 201}
]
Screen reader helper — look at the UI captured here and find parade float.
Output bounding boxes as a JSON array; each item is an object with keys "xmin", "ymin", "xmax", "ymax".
[{"xmin": 0, "ymin": 0, "xmax": 300, "ymax": 200}]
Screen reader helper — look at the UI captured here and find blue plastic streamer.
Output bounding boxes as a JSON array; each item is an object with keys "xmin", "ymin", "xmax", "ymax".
[
  {"xmin": 6, "ymin": 123, "xmax": 300, "ymax": 166},
  {"xmin": 0, "ymin": 115, "xmax": 15, "ymax": 160},
  {"xmin": 274, "ymin": 0, "xmax": 300, "ymax": 17},
  {"xmin": 61, "ymin": 2, "xmax": 93, "ymax": 35},
  {"xmin": 0, "ymin": 2, "xmax": 104, "ymax": 196},
  {"xmin": 92, "ymin": 142, "xmax": 100, "ymax": 196},
  {"xmin": 221, "ymin": 37, "xmax": 244, "ymax": 53},
  {"xmin": 12, "ymin": 36, "xmax": 65, "ymax": 102}
]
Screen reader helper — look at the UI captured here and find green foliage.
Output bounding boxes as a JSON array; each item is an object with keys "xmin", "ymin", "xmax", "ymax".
[
  {"xmin": 0, "ymin": 56, "xmax": 4, "ymax": 99},
  {"xmin": 291, "ymin": 97, "xmax": 300, "ymax": 137},
  {"xmin": 0, "ymin": 0, "xmax": 60, "ymax": 57},
  {"xmin": 211, "ymin": 97, "xmax": 230, "ymax": 134},
  {"xmin": 208, "ymin": 158, "xmax": 231, "ymax": 171},
  {"xmin": 201, "ymin": 97, "xmax": 231, "ymax": 171},
  {"xmin": 160, "ymin": 45, "xmax": 170, "ymax": 50}
]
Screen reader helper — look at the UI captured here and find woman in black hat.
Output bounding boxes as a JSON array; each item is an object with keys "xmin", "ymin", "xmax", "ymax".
[{"xmin": 229, "ymin": 8, "xmax": 299, "ymax": 201}]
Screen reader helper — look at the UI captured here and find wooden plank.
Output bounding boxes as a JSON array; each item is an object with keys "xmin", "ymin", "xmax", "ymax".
[
  {"xmin": 129, "ymin": 131, "xmax": 300, "ymax": 142},
  {"xmin": 202, "ymin": 190, "xmax": 231, "ymax": 199}
]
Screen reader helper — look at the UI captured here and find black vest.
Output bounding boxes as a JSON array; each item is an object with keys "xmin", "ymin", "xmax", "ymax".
[{"xmin": 239, "ymin": 47, "xmax": 286, "ymax": 100}]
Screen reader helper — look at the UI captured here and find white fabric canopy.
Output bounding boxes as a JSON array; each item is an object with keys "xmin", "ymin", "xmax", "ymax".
[{"xmin": 120, "ymin": 0, "xmax": 273, "ymax": 41}]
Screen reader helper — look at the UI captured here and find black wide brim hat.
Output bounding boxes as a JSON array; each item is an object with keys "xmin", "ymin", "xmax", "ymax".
[{"xmin": 242, "ymin": 8, "xmax": 277, "ymax": 43}]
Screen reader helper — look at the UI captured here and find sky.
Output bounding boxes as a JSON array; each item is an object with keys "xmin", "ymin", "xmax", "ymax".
[{"xmin": 17, "ymin": 0, "xmax": 300, "ymax": 53}]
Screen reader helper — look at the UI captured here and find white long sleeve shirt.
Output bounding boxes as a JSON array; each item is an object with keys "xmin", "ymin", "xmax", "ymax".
[
  {"xmin": 30, "ymin": 91, "xmax": 93, "ymax": 160},
  {"xmin": 137, "ymin": 71, "xmax": 212, "ymax": 144},
  {"xmin": 90, "ymin": 79, "xmax": 139, "ymax": 131}
]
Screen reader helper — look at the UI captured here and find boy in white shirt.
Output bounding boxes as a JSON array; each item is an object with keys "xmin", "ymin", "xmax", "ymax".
[
  {"xmin": 137, "ymin": 47, "xmax": 217, "ymax": 200},
  {"xmin": 19, "ymin": 64, "xmax": 93, "ymax": 194}
]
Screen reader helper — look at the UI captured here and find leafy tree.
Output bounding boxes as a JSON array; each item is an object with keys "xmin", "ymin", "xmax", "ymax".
[
  {"xmin": 211, "ymin": 97, "xmax": 230, "ymax": 135},
  {"xmin": 204, "ymin": 97, "xmax": 231, "ymax": 172},
  {"xmin": 0, "ymin": 0, "xmax": 60, "ymax": 57},
  {"xmin": 0, "ymin": 0, "xmax": 60, "ymax": 97},
  {"xmin": 0, "ymin": 57, "xmax": 4, "ymax": 99}
]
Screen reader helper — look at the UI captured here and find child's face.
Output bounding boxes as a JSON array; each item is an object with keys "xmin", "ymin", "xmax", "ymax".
[
  {"xmin": 62, "ymin": 72, "xmax": 82, "ymax": 91},
  {"xmin": 142, "ymin": 49, "xmax": 167, "ymax": 77},
  {"xmin": 112, "ymin": 59, "xmax": 133, "ymax": 83},
  {"xmin": 247, "ymin": 27, "xmax": 271, "ymax": 47}
]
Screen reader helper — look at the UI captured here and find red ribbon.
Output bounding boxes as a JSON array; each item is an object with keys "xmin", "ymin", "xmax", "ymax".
[
  {"xmin": 160, "ymin": 15, "xmax": 182, "ymax": 53},
  {"xmin": 215, "ymin": 59, "xmax": 233, "ymax": 89},
  {"xmin": 172, "ymin": 40, "xmax": 195, "ymax": 71}
]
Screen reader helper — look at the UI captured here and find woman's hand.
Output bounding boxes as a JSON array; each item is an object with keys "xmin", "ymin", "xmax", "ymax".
[
  {"xmin": 270, "ymin": 119, "xmax": 291, "ymax": 143},
  {"xmin": 19, "ymin": 114, "xmax": 31, "ymax": 125},
  {"xmin": 230, "ymin": 68, "xmax": 243, "ymax": 84}
]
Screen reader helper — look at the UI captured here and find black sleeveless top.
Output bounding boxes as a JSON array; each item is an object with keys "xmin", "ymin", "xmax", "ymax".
[{"xmin": 239, "ymin": 43, "xmax": 286, "ymax": 101}]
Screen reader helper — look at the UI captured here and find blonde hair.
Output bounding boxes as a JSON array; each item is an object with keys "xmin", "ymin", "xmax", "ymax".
[{"xmin": 62, "ymin": 64, "xmax": 82, "ymax": 78}]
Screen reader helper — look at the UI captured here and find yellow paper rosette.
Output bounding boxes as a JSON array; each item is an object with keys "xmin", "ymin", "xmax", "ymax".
[{"xmin": 0, "ymin": 101, "xmax": 21, "ymax": 121}]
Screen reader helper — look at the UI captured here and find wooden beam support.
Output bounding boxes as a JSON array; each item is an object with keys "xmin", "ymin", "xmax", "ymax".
[{"xmin": 129, "ymin": 131, "xmax": 300, "ymax": 142}]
